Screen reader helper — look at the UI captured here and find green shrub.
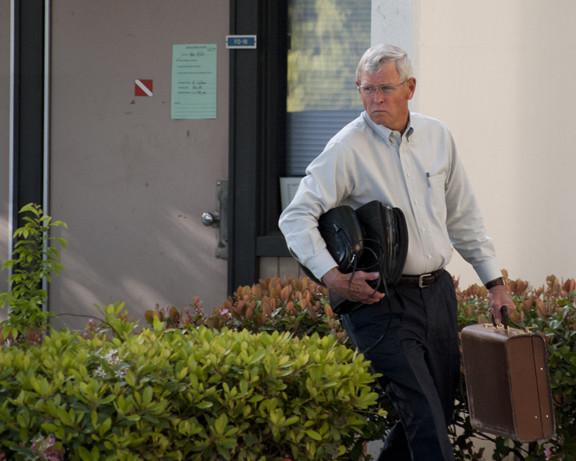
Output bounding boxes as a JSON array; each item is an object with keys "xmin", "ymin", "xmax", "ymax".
[
  {"xmin": 2, "ymin": 205, "xmax": 573, "ymax": 460},
  {"xmin": 156, "ymin": 275, "xmax": 576, "ymax": 460},
  {"xmin": 0, "ymin": 203, "xmax": 67, "ymax": 344},
  {"xmin": 452, "ymin": 273, "xmax": 576, "ymax": 461},
  {"xmin": 0, "ymin": 316, "xmax": 379, "ymax": 460}
]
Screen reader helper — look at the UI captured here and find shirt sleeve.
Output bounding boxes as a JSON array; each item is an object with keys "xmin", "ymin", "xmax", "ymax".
[
  {"xmin": 444, "ymin": 133, "xmax": 503, "ymax": 284},
  {"xmin": 278, "ymin": 141, "xmax": 354, "ymax": 281}
]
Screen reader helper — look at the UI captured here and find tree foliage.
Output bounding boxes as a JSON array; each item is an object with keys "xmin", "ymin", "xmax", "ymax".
[{"xmin": 287, "ymin": 0, "xmax": 370, "ymax": 112}]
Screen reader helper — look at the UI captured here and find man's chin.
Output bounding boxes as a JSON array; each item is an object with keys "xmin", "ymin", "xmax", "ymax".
[{"xmin": 369, "ymin": 112, "xmax": 390, "ymax": 126}]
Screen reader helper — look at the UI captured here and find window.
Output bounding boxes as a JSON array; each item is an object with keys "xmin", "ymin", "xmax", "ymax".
[
  {"xmin": 229, "ymin": 0, "xmax": 372, "ymax": 287},
  {"xmin": 285, "ymin": 0, "xmax": 371, "ymax": 176}
]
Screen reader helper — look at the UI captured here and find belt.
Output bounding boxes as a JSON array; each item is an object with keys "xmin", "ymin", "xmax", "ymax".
[{"xmin": 397, "ymin": 269, "xmax": 445, "ymax": 288}]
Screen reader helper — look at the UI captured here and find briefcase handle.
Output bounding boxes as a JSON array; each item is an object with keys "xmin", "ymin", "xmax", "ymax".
[{"xmin": 491, "ymin": 305, "xmax": 510, "ymax": 331}]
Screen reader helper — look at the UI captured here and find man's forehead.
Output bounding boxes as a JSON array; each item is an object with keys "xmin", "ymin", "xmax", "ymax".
[{"xmin": 359, "ymin": 63, "xmax": 400, "ymax": 82}]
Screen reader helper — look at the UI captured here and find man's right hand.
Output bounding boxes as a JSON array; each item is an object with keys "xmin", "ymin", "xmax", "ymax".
[{"xmin": 322, "ymin": 267, "xmax": 385, "ymax": 304}]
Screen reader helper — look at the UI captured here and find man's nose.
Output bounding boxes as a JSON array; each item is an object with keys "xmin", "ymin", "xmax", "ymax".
[{"xmin": 373, "ymin": 91, "xmax": 386, "ymax": 103}]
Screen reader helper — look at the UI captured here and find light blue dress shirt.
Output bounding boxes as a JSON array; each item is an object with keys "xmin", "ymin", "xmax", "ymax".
[{"xmin": 279, "ymin": 111, "xmax": 502, "ymax": 284}]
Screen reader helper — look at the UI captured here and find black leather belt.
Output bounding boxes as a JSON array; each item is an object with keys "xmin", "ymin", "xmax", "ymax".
[{"xmin": 397, "ymin": 269, "xmax": 445, "ymax": 288}]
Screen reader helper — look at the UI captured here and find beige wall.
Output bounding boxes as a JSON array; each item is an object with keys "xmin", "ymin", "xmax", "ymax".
[
  {"xmin": 412, "ymin": 0, "xmax": 576, "ymax": 286},
  {"xmin": 0, "ymin": 0, "xmax": 9, "ymax": 297},
  {"xmin": 260, "ymin": 257, "xmax": 302, "ymax": 281}
]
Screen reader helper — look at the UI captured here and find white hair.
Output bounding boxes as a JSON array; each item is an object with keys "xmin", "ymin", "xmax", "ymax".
[{"xmin": 355, "ymin": 44, "xmax": 414, "ymax": 82}]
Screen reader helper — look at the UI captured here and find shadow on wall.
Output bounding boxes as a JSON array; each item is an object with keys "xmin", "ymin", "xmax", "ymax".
[{"xmin": 49, "ymin": 205, "xmax": 227, "ymax": 331}]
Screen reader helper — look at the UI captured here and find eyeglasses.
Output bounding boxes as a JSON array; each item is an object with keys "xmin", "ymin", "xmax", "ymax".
[{"xmin": 357, "ymin": 80, "xmax": 407, "ymax": 96}]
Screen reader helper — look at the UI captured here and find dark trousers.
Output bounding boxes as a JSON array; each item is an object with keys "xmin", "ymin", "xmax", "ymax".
[{"xmin": 341, "ymin": 270, "xmax": 459, "ymax": 461}]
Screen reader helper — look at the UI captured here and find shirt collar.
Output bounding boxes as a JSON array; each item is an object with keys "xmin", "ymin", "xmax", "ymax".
[{"xmin": 362, "ymin": 111, "xmax": 415, "ymax": 145}]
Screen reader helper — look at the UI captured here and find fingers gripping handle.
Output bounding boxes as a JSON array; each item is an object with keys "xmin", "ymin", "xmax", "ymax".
[
  {"xmin": 501, "ymin": 306, "xmax": 509, "ymax": 330},
  {"xmin": 491, "ymin": 305, "xmax": 509, "ymax": 331}
]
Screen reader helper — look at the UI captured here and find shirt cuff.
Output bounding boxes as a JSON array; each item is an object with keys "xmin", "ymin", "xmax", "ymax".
[
  {"xmin": 473, "ymin": 259, "xmax": 503, "ymax": 285},
  {"xmin": 304, "ymin": 250, "xmax": 339, "ymax": 282}
]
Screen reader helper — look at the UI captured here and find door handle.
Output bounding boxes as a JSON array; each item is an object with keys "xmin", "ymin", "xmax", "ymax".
[{"xmin": 201, "ymin": 211, "xmax": 220, "ymax": 226}]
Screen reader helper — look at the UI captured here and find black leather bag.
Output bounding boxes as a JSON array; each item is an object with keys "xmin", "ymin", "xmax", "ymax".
[
  {"xmin": 355, "ymin": 200, "xmax": 409, "ymax": 291},
  {"xmin": 301, "ymin": 201, "xmax": 408, "ymax": 315},
  {"xmin": 300, "ymin": 205, "xmax": 364, "ymax": 285}
]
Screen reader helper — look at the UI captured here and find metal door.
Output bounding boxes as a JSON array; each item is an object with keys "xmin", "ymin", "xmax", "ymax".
[
  {"xmin": 49, "ymin": 0, "xmax": 229, "ymax": 328},
  {"xmin": 0, "ymin": 0, "xmax": 10, "ymax": 298}
]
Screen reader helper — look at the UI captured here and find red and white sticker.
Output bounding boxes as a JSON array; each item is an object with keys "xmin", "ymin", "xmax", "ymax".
[{"xmin": 134, "ymin": 79, "xmax": 153, "ymax": 96}]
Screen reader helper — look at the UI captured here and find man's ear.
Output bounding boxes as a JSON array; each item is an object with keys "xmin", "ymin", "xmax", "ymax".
[{"xmin": 407, "ymin": 78, "xmax": 417, "ymax": 100}]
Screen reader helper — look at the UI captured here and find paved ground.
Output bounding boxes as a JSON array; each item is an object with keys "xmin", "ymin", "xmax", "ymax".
[{"xmin": 367, "ymin": 439, "xmax": 383, "ymax": 458}]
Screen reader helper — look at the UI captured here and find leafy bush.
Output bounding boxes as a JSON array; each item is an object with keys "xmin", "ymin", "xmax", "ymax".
[
  {"xmin": 147, "ymin": 277, "xmax": 345, "ymax": 341},
  {"xmin": 0, "ymin": 203, "xmax": 67, "ymax": 344},
  {"xmin": 154, "ymin": 274, "xmax": 576, "ymax": 460},
  {"xmin": 435, "ymin": 272, "xmax": 576, "ymax": 461},
  {"xmin": 0, "ymin": 209, "xmax": 380, "ymax": 460},
  {"xmin": 1, "ymin": 206, "xmax": 573, "ymax": 459},
  {"xmin": 0, "ymin": 309, "xmax": 379, "ymax": 460}
]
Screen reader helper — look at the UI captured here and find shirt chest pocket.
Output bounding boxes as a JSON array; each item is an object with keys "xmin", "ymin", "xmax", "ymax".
[{"xmin": 428, "ymin": 173, "xmax": 447, "ymax": 223}]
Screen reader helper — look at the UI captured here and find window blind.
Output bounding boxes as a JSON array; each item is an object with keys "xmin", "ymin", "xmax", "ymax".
[{"xmin": 286, "ymin": 109, "xmax": 361, "ymax": 176}]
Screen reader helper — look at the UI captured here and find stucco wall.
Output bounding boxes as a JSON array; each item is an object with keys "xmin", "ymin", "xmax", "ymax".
[{"xmin": 373, "ymin": 0, "xmax": 576, "ymax": 286}]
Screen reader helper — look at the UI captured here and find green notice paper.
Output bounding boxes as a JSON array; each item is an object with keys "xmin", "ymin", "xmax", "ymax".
[{"xmin": 171, "ymin": 44, "xmax": 217, "ymax": 120}]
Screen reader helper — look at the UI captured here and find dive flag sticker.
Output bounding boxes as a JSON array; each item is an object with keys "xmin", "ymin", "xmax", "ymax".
[{"xmin": 134, "ymin": 79, "xmax": 153, "ymax": 96}]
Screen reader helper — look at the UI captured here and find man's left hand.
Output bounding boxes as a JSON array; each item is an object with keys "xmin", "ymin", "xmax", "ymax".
[{"xmin": 488, "ymin": 284, "xmax": 515, "ymax": 323}]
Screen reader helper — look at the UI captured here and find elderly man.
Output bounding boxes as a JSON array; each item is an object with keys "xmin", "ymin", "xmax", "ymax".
[{"xmin": 279, "ymin": 44, "xmax": 514, "ymax": 460}]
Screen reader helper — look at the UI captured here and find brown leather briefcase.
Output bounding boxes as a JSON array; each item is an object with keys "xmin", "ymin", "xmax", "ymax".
[{"xmin": 461, "ymin": 319, "xmax": 555, "ymax": 442}]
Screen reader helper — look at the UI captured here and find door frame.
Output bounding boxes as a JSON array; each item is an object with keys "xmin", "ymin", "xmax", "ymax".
[
  {"xmin": 228, "ymin": 0, "xmax": 290, "ymax": 292},
  {"xmin": 10, "ymin": 0, "xmax": 49, "ymax": 231}
]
